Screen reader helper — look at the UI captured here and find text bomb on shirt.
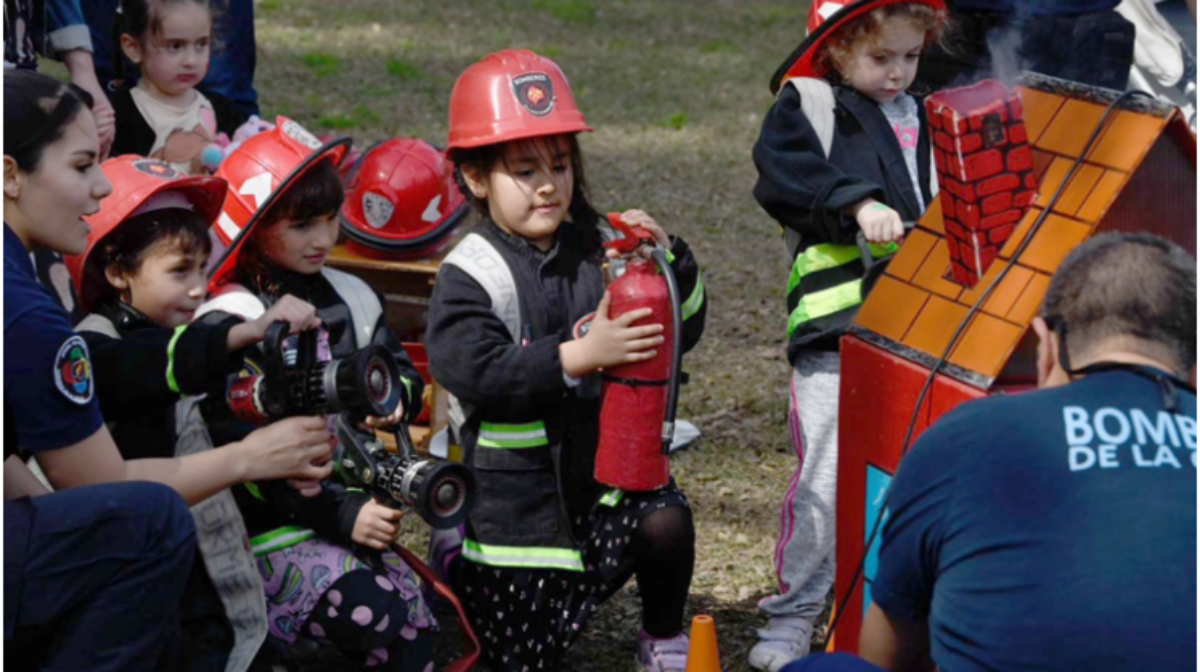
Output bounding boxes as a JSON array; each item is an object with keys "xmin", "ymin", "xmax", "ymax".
[{"xmin": 1063, "ymin": 406, "xmax": 1196, "ymax": 471}]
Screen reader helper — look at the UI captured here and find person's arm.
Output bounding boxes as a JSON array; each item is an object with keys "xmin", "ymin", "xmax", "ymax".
[
  {"xmin": 35, "ymin": 417, "xmax": 334, "ymax": 506},
  {"xmin": 860, "ymin": 602, "xmax": 935, "ymax": 672},
  {"xmin": 250, "ymin": 476, "xmax": 371, "ymax": 547},
  {"xmin": 752, "ymin": 83, "xmax": 885, "ymax": 245},
  {"xmin": 4, "ymin": 456, "xmax": 52, "ymax": 499},
  {"xmin": 665, "ymin": 234, "xmax": 707, "ymax": 354}
]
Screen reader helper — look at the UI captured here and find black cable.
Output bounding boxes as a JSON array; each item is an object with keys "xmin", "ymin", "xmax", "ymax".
[
  {"xmin": 651, "ymin": 248, "xmax": 685, "ymax": 455},
  {"xmin": 824, "ymin": 89, "xmax": 1153, "ymax": 644}
]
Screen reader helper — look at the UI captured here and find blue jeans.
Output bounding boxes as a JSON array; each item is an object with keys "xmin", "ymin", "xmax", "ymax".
[
  {"xmin": 782, "ymin": 653, "xmax": 886, "ymax": 672},
  {"xmin": 84, "ymin": 0, "xmax": 259, "ymax": 118},
  {"xmin": 5, "ymin": 481, "xmax": 196, "ymax": 671}
]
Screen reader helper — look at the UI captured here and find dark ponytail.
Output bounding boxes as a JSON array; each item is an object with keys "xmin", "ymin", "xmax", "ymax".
[{"xmin": 4, "ymin": 70, "xmax": 94, "ymax": 171}]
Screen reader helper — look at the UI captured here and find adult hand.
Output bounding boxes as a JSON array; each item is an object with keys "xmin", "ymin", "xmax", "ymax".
[
  {"xmin": 852, "ymin": 199, "xmax": 906, "ymax": 244},
  {"xmin": 227, "ymin": 295, "xmax": 321, "ymax": 350},
  {"xmin": 61, "ymin": 50, "xmax": 115, "ymax": 159},
  {"xmin": 352, "ymin": 498, "xmax": 405, "ymax": 550},
  {"xmin": 560, "ymin": 291, "xmax": 664, "ymax": 377},
  {"xmin": 237, "ymin": 415, "xmax": 333, "ymax": 483}
]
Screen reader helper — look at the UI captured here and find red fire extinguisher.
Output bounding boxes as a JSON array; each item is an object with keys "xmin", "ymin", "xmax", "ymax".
[{"xmin": 593, "ymin": 213, "xmax": 684, "ymax": 491}]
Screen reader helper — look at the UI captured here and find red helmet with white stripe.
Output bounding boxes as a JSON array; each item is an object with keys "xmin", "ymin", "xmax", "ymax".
[{"xmin": 209, "ymin": 116, "xmax": 349, "ymax": 287}]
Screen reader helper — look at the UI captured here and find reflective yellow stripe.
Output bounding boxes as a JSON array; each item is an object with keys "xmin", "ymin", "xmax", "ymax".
[
  {"xmin": 461, "ymin": 539, "xmax": 585, "ymax": 572},
  {"xmin": 599, "ymin": 488, "xmax": 624, "ymax": 507},
  {"xmin": 682, "ymin": 270, "xmax": 705, "ymax": 320},
  {"xmin": 478, "ymin": 421, "xmax": 548, "ymax": 449},
  {"xmin": 243, "ymin": 482, "xmax": 265, "ymax": 501},
  {"xmin": 250, "ymin": 525, "xmax": 314, "ymax": 557},
  {"xmin": 787, "ymin": 280, "xmax": 864, "ymax": 338},
  {"xmin": 786, "ymin": 242, "xmax": 897, "ymax": 296},
  {"xmin": 165, "ymin": 325, "xmax": 188, "ymax": 394}
]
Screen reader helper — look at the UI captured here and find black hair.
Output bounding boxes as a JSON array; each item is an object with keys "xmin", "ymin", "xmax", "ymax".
[
  {"xmin": 449, "ymin": 133, "xmax": 604, "ymax": 259},
  {"xmin": 84, "ymin": 207, "xmax": 213, "ymax": 312},
  {"xmin": 120, "ymin": 0, "xmax": 215, "ymax": 41},
  {"xmin": 235, "ymin": 157, "xmax": 344, "ymax": 295},
  {"xmin": 1041, "ymin": 232, "xmax": 1196, "ymax": 375},
  {"xmin": 4, "ymin": 70, "xmax": 94, "ymax": 171}
]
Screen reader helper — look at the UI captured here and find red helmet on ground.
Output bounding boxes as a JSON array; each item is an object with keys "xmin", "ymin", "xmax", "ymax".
[
  {"xmin": 340, "ymin": 138, "xmax": 469, "ymax": 260},
  {"xmin": 67, "ymin": 155, "xmax": 227, "ymax": 312},
  {"xmin": 447, "ymin": 49, "xmax": 592, "ymax": 152},
  {"xmin": 769, "ymin": 0, "xmax": 947, "ymax": 93},
  {"xmin": 209, "ymin": 116, "xmax": 350, "ymax": 288}
]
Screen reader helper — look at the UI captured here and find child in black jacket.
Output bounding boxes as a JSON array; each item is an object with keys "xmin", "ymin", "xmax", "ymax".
[
  {"xmin": 426, "ymin": 49, "xmax": 708, "ymax": 672},
  {"xmin": 748, "ymin": 1, "xmax": 947, "ymax": 669}
]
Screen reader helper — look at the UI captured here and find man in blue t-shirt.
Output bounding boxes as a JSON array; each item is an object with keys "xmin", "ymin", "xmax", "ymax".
[{"xmin": 858, "ymin": 233, "xmax": 1197, "ymax": 672}]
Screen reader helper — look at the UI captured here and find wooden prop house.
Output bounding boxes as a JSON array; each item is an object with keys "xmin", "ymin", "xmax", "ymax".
[{"xmin": 833, "ymin": 73, "xmax": 1197, "ymax": 651}]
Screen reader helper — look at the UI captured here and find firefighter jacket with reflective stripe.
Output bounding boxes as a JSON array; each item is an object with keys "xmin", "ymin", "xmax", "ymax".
[
  {"xmin": 426, "ymin": 218, "xmax": 706, "ymax": 571},
  {"xmin": 195, "ymin": 265, "xmax": 424, "ymax": 549},
  {"xmin": 753, "ymin": 82, "xmax": 935, "ymax": 361}
]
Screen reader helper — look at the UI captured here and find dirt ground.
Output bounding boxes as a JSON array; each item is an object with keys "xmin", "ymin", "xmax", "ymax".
[{"xmin": 256, "ymin": 1, "xmax": 818, "ymax": 668}]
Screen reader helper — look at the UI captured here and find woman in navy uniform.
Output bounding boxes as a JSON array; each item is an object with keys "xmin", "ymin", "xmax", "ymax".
[{"xmin": 2, "ymin": 70, "xmax": 334, "ymax": 670}]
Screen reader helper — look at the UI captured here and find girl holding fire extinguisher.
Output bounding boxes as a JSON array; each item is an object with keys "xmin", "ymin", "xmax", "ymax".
[{"xmin": 425, "ymin": 49, "xmax": 708, "ymax": 672}]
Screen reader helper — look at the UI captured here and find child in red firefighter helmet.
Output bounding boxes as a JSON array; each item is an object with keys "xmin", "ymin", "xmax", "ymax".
[
  {"xmin": 425, "ymin": 49, "xmax": 709, "ymax": 672},
  {"xmin": 193, "ymin": 119, "xmax": 438, "ymax": 670},
  {"xmin": 749, "ymin": 1, "xmax": 946, "ymax": 669}
]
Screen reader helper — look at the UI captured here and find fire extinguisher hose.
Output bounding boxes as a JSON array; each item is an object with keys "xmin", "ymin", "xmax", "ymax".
[{"xmin": 650, "ymin": 248, "xmax": 684, "ymax": 456}]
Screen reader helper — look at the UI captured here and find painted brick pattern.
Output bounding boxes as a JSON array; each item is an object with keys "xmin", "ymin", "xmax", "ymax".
[{"xmin": 927, "ymin": 80, "xmax": 1037, "ymax": 287}]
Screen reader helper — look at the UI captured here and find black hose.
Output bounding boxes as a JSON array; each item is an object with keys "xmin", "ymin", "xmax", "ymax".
[{"xmin": 650, "ymin": 248, "xmax": 684, "ymax": 455}]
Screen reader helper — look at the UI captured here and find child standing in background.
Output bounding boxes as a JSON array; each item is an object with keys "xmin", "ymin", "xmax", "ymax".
[
  {"xmin": 110, "ymin": 0, "xmax": 241, "ymax": 174},
  {"xmin": 749, "ymin": 1, "xmax": 946, "ymax": 669}
]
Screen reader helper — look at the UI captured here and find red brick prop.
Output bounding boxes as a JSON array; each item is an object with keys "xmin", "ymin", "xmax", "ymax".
[{"xmin": 927, "ymin": 80, "xmax": 1037, "ymax": 287}]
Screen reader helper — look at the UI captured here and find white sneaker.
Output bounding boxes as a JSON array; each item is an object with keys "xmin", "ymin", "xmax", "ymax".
[{"xmin": 747, "ymin": 616, "xmax": 814, "ymax": 671}]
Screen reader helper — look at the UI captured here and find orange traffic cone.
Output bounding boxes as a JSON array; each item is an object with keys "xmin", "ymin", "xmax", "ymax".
[{"xmin": 685, "ymin": 614, "xmax": 721, "ymax": 672}]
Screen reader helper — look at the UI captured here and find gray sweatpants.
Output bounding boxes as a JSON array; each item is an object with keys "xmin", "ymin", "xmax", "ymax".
[{"xmin": 759, "ymin": 350, "xmax": 840, "ymax": 620}]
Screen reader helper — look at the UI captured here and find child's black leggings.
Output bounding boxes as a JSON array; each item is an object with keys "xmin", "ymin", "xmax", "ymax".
[{"xmin": 632, "ymin": 504, "xmax": 696, "ymax": 637}]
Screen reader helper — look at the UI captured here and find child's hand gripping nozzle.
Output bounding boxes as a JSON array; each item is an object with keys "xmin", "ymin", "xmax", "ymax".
[
  {"xmin": 225, "ymin": 321, "xmax": 475, "ymax": 529},
  {"xmin": 594, "ymin": 213, "xmax": 684, "ymax": 491}
]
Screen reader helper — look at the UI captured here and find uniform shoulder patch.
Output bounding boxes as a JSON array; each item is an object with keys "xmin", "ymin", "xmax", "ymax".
[{"xmin": 53, "ymin": 335, "xmax": 93, "ymax": 405}]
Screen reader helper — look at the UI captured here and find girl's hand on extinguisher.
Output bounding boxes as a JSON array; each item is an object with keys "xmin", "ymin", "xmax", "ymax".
[
  {"xmin": 605, "ymin": 209, "xmax": 669, "ymax": 258},
  {"xmin": 560, "ymin": 292, "xmax": 665, "ymax": 377}
]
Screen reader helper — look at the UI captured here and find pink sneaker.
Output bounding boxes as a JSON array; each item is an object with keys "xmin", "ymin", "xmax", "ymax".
[{"xmin": 636, "ymin": 630, "xmax": 690, "ymax": 672}]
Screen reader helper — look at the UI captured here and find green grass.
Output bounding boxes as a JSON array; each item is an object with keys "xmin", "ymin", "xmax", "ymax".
[{"xmin": 251, "ymin": 1, "xmax": 816, "ymax": 669}]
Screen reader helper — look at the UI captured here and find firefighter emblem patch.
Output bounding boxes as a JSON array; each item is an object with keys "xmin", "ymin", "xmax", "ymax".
[
  {"xmin": 53, "ymin": 335, "xmax": 93, "ymax": 404},
  {"xmin": 281, "ymin": 119, "xmax": 323, "ymax": 150},
  {"xmin": 512, "ymin": 73, "xmax": 556, "ymax": 117},
  {"xmin": 362, "ymin": 192, "xmax": 395, "ymax": 229},
  {"xmin": 132, "ymin": 159, "xmax": 180, "ymax": 180}
]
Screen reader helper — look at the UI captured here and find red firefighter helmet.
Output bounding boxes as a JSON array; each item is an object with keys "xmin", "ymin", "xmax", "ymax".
[
  {"xmin": 447, "ymin": 49, "xmax": 592, "ymax": 152},
  {"xmin": 66, "ymin": 155, "xmax": 227, "ymax": 312},
  {"xmin": 769, "ymin": 0, "xmax": 947, "ymax": 93},
  {"xmin": 340, "ymin": 138, "xmax": 469, "ymax": 260},
  {"xmin": 209, "ymin": 116, "xmax": 350, "ymax": 288}
]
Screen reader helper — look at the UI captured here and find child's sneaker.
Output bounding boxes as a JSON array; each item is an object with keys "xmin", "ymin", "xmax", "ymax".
[
  {"xmin": 636, "ymin": 630, "xmax": 690, "ymax": 672},
  {"xmin": 747, "ymin": 616, "xmax": 813, "ymax": 671}
]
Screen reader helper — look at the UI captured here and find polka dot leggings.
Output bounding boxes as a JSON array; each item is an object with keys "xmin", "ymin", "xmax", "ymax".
[{"xmin": 453, "ymin": 484, "xmax": 694, "ymax": 671}]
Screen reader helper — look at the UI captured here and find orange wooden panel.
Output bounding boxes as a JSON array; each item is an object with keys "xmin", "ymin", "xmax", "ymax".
[
  {"xmin": 1017, "ymin": 87, "xmax": 1067, "ymax": 146},
  {"xmin": 948, "ymin": 312, "xmax": 1025, "ymax": 380},
  {"xmin": 1074, "ymin": 169, "xmax": 1129, "ymax": 223},
  {"xmin": 957, "ymin": 260, "xmax": 1035, "ymax": 319},
  {"xmin": 902, "ymin": 294, "xmax": 971, "ymax": 358},
  {"xmin": 886, "ymin": 229, "xmax": 939, "ymax": 282},
  {"xmin": 1052, "ymin": 162, "xmax": 1105, "ymax": 218},
  {"xmin": 918, "ymin": 193, "xmax": 945, "ymax": 235},
  {"xmin": 1033, "ymin": 157, "xmax": 1071, "ymax": 209},
  {"xmin": 1085, "ymin": 110, "xmax": 1167, "ymax": 172},
  {"xmin": 999, "ymin": 207, "xmax": 1044, "ymax": 259},
  {"xmin": 853, "ymin": 275, "xmax": 931, "ymax": 342},
  {"xmin": 911, "ymin": 238, "xmax": 963, "ymax": 300},
  {"xmin": 1037, "ymin": 99, "xmax": 1107, "ymax": 159},
  {"xmin": 1007, "ymin": 270, "xmax": 1053, "ymax": 325},
  {"xmin": 1018, "ymin": 214, "xmax": 1092, "ymax": 273}
]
